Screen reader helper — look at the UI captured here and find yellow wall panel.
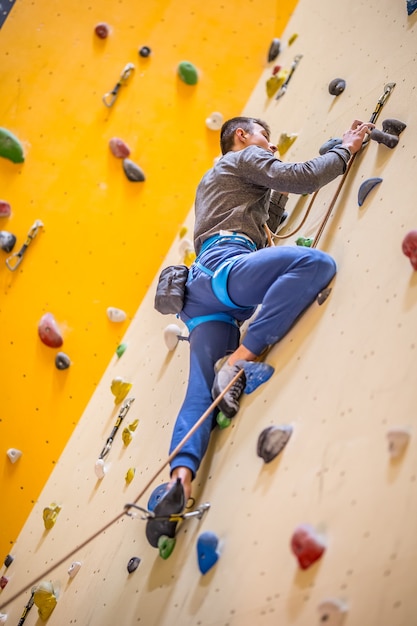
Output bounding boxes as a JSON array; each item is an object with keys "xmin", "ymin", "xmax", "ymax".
[{"xmin": 0, "ymin": 0, "xmax": 297, "ymax": 560}]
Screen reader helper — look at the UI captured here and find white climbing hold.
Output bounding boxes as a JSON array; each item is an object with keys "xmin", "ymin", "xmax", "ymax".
[
  {"xmin": 94, "ymin": 459, "xmax": 106, "ymax": 479},
  {"xmin": 0, "ymin": 612, "xmax": 7, "ymax": 624},
  {"xmin": 205, "ymin": 112, "xmax": 224, "ymax": 131},
  {"xmin": 68, "ymin": 561, "xmax": 82, "ymax": 578},
  {"xmin": 318, "ymin": 598, "xmax": 348, "ymax": 625},
  {"xmin": 106, "ymin": 307, "xmax": 127, "ymax": 323},
  {"xmin": 387, "ymin": 427, "xmax": 410, "ymax": 458},
  {"xmin": 7, "ymin": 448, "xmax": 22, "ymax": 463},
  {"xmin": 164, "ymin": 324, "xmax": 183, "ymax": 351},
  {"xmin": 178, "ymin": 238, "xmax": 193, "ymax": 256}
]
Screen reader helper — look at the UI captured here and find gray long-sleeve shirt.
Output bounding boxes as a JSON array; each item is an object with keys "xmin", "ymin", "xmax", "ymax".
[{"xmin": 193, "ymin": 144, "xmax": 350, "ymax": 254}]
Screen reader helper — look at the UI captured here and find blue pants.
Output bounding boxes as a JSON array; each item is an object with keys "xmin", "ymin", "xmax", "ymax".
[{"xmin": 170, "ymin": 242, "xmax": 336, "ymax": 478}]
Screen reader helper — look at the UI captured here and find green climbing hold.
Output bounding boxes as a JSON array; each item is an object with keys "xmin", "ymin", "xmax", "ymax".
[
  {"xmin": 0, "ymin": 127, "xmax": 25, "ymax": 164},
  {"xmin": 178, "ymin": 61, "xmax": 198, "ymax": 85},
  {"xmin": 296, "ymin": 237, "xmax": 313, "ymax": 247},
  {"xmin": 216, "ymin": 411, "xmax": 231, "ymax": 429},
  {"xmin": 158, "ymin": 535, "xmax": 176, "ymax": 559},
  {"xmin": 116, "ymin": 342, "xmax": 127, "ymax": 358}
]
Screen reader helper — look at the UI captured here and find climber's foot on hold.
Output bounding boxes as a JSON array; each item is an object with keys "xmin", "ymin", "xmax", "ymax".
[
  {"xmin": 211, "ymin": 358, "xmax": 247, "ymax": 419},
  {"xmin": 145, "ymin": 479, "xmax": 185, "ymax": 554}
]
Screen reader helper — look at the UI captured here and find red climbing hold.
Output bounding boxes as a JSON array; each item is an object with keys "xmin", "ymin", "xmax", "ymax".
[
  {"xmin": 402, "ymin": 230, "xmax": 417, "ymax": 270},
  {"xmin": 95, "ymin": 22, "xmax": 110, "ymax": 38},
  {"xmin": 38, "ymin": 313, "xmax": 63, "ymax": 348},
  {"xmin": 290, "ymin": 524, "xmax": 326, "ymax": 570},
  {"xmin": 109, "ymin": 137, "xmax": 131, "ymax": 159},
  {"xmin": 0, "ymin": 200, "xmax": 11, "ymax": 217}
]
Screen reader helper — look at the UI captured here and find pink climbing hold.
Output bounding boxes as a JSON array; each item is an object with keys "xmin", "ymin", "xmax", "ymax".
[
  {"xmin": 290, "ymin": 524, "xmax": 326, "ymax": 570},
  {"xmin": 109, "ymin": 137, "xmax": 131, "ymax": 159},
  {"xmin": 402, "ymin": 230, "xmax": 417, "ymax": 270},
  {"xmin": 38, "ymin": 313, "xmax": 63, "ymax": 348},
  {"xmin": 0, "ymin": 200, "xmax": 11, "ymax": 217}
]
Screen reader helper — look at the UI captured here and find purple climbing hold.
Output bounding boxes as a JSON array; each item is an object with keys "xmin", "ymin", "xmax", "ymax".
[
  {"xmin": 127, "ymin": 556, "xmax": 141, "ymax": 573},
  {"xmin": 197, "ymin": 531, "xmax": 220, "ymax": 574},
  {"xmin": 242, "ymin": 361, "xmax": 274, "ymax": 394},
  {"xmin": 257, "ymin": 424, "xmax": 293, "ymax": 463},
  {"xmin": 122, "ymin": 158, "xmax": 146, "ymax": 182}
]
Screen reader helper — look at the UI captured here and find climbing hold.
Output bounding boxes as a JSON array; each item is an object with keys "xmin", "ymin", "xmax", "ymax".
[
  {"xmin": 0, "ymin": 577, "xmax": 9, "ymax": 590},
  {"xmin": 296, "ymin": 237, "xmax": 313, "ymax": 247},
  {"xmin": 216, "ymin": 411, "xmax": 231, "ymax": 429},
  {"xmin": 43, "ymin": 503, "xmax": 61, "ymax": 530},
  {"xmin": 125, "ymin": 467, "xmax": 135, "ymax": 484},
  {"xmin": 4, "ymin": 554, "xmax": 14, "ymax": 568},
  {"xmin": 407, "ymin": 0, "xmax": 417, "ymax": 15},
  {"xmin": 277, "ymin": 132, "xmax": 298, "ymax": 156},
  {"xmin": 158, "ymin": 535, "xmax": 176, "ymax": 559},
  {"xmin": 328, "ymin": 78, "xmax": 346, "ymax": 96},
  {"xmin": 197, "ymin": 531, "xmax": 220, "ymax": 574},
  {"xmin": 291, "ymin": 524, "xmax": 326, "ymax": 570},
  {"xmin": 6, "ymin": 448, "xmax": 22, "ymax": 463},
  {"xmin": 0, "ymin": 200, "xmax": 11, "ymax": 217},
  {"xmin": 0, "ymin": 613, "xmax": 7, "ymax": 624},
  {"xmin": 265, "ymin": 70, "xmax": 287, "ymax": 98},
  {"xmin": 206, "ymin": 112, "xmax": 224, "ymax": 131},
  {"xmin": 358, "ymin": 177, "xmax": 382, "ymax": 207},
  {"xmin": 67, "ymin": 561, "xmax": 82, "ymax": 578},
  {"xmin": 55, "ymin": 351, "xmax": 71, "ymax": 370},
  {"xmin": 382, "ymin": 118, "xmax": 407, "ymax": 136},
  {"xmin": 33, "ymin": 581, "xmax": 57, "ymax": 620},
  {"xmin": 317, "ymin": 287, "xmax": 332, "ymax": 305},
  {"xmin": 122, "ymin": 428, "xmax": 133, "ymax": 446},
  {"xmin": 38, "ymin": 313, "xmax": 63, "ymax": 348},
  {"xmin": 319, "ymin": 137, "xmax": 342, "ymax": 154},
  {"xmin": 139, "ymin": 45, "xmax": 151, "ymax": 58},
  {"xmin": 147, "ymin": 482, "xmax": 170, "ymax": 511},
  {"xmin": 127, "ymin": 556, "xmax": 141, "ymax": 573},
  {"xmin": 110, "ymin": 377, "xmax": 132, "ymax": 404},
  {"xmin": 109, "ymin": 137, "xmax": 131, "ymax": 159},
  {"xmin": 241, "ymin": 361, "xmax": 274, "ymax": 394},
  {"xmin": 0, "ymin": 231, "xmax": 16, "ymax": 253},
  {"xmin": 94, "ymin": 459, "xmax": 106, "ymax": 479},
  {"xmin": 318, "ymin": 599, "xmax": 348, "ymax": 625},
  {"xmin": 0, "ymin": 127, "xmax": 25, "ymax": 163},
  {"xmin": 402, "ymin": 230, "xmax": 417, "ymax": 270},
  {"xmin": 116, "ymin": 342, "xmax": 127, "ymax": 358},
  {"xmin": 94, "ymin": 22, "xmax": 110, "ymax": 38},
  {"xmin": 179, "ymin": 225, "xmax": 188, "ymax": 239},
  {"xmin": 164, "ymin": 324, "xmax": 183, "ymax": 351},
  {"xmin": 178, "ymin": 61, "xmax": 198, "ymax": 85},
  {"xmin": 267, "ymin": 37, "xmax": 281, "ymax": 62},
  {"xmin": 107, "ymin": 306, "xmax": 127, "ymax": 322},
  {"xmin": 257, "ymin": 424, "xmax": 293, "ymax": 463},
  {"xmin": 288, "ymin": 33, "xmax": 298, "ymax": 45},
  {"xmin": 387, "ymin": 427, "xmax": 410, "ymax": 458},
  {"xmin": 122, "ymin": 158, "xmax": 146, "ymax": 182},
  {"xmin": 369, "ymin": 129, "xmax": 399, "ymax": 149}
]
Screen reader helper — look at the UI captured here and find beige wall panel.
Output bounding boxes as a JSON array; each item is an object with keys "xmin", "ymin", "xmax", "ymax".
[{"xmin": 1, "ymin": 0, "xmax": 417, "ymax": 625}]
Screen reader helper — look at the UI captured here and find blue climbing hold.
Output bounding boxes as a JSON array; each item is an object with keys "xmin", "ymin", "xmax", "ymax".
[
  {"xmin": 147, "ymin": 482, "xmax": 170, "ymax": 512},
  {"xmin": 242, "ymin": 361, "xmax": 274, "ymax": 394},
  {"xmin": 197, "ymin": 531, "xmax": 220, "ymax": 574},
  {"xmin": 407, "ymin": 0, "xmax": 417, "ymax": 15},
  {"xmin": 358, "ymin": 177, "xmax": 383, "ymax": 207}
]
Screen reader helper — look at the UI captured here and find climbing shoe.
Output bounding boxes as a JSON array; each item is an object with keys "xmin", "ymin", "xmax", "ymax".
[
  {"xmin": 211, "ymin": 358, "xmax": 247, "ymax": 419},
  {"xmin": 145, "ymin": 478, "xmax": 185, "ymax": 548}
]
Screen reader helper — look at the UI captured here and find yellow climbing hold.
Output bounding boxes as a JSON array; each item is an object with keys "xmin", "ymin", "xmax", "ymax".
[
  {"xmin": 266, "ymin": 70, "xmax": 288, "ymax": 98},
  {"xmin": 278, "ymin": 132, "xmax": 298, "ymax": 156},
  {"xmin": 288, "ymin": 33, "xmax": 298, "ymax": 45},
  {"xmin": 128, "ymin": 418, "xmax": 139, "ymax": 432},
  {"xmin": 125, "ymin": 467, "xmax": 135, "ymax": 484},
  {"xmin": 122, "ymin": 427, "xmax": 133, "ymax": 446},
  {"xmin": 179, "ymin": 226, "xmax": 188, "ymax": 239},
  {"xmin": 33, "ymin": 581, "xmax": 57, "ymax": 620},
  {"xmin": 111, "ymin": 377, "xmax": 133, "ymax": 404},
  {"xmin": 43, "ymin": 503, "xmax": 61, "ymax": 530},
  {"xmin": 183, "ymin": 249, "xmax": 196, "ymax": 266}
]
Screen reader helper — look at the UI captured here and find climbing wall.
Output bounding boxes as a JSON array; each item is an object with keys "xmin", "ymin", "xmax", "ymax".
[
  {"xmin": 0, "ymin": 0, "xmax": 296, "ymax": 559},
  {"xmin": 1, "ymin": 0, "xmax": 417, "ymax": 624}
]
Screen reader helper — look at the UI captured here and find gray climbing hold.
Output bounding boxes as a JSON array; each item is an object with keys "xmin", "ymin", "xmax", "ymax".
[
  {"xmin": 55, "ymin": 352, "xmax": 71, "ymax": 370},
  {"xmin": 0, "ymin": 231, "xmax": 16, "ymax": 253},
  {"xmin": 267, "ymin": 38, "xmax": 281, "ymax": 62},
  {"xmin": 328, "ymin": 78, "xmax": 346, "ymax": 96},
  {"xmin": 317, "ymin": 287, "xmax": 332, "ymax": 305},
  {"xmin": 122, "ymin": 159, "xmax": 146, "ymax": 182},
  {"xmin": 127, "ymin": 556, "xmax": 141, "ymax": 573},
  {"xmin": 382, "ymin": 118, "xmax": 407, "ymax": 136},
  {"xmin": 319, "ymin": 137, "xmax": 342, "ymax": 155},
  {"xmin": 4, "ymin": 554, "xmax": 14, "ymax": 568},
  {"xmin": 7, "ymin": 448, "xmax": 22, "ymax": 463},
  {"xmin": 358, "ymin": 177, "xmax": 382, "ymax": 206},
  {"xmin": 369, "ymin": 129, "xmax": 399, "ymax": 149},
  {"xmin": 257, "ymin": 424, "xmax": 293, "ymax": 463}
]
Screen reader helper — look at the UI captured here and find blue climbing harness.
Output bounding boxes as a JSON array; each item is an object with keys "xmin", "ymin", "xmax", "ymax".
[{"xmin": 183, "ymin": 232, "xmax": 257, "ymax": 333}]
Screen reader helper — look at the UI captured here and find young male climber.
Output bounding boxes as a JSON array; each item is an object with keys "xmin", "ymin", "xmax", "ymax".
[{"xmin": 145, "ymin": 116, "xmax": 374, "ymax": 548}]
